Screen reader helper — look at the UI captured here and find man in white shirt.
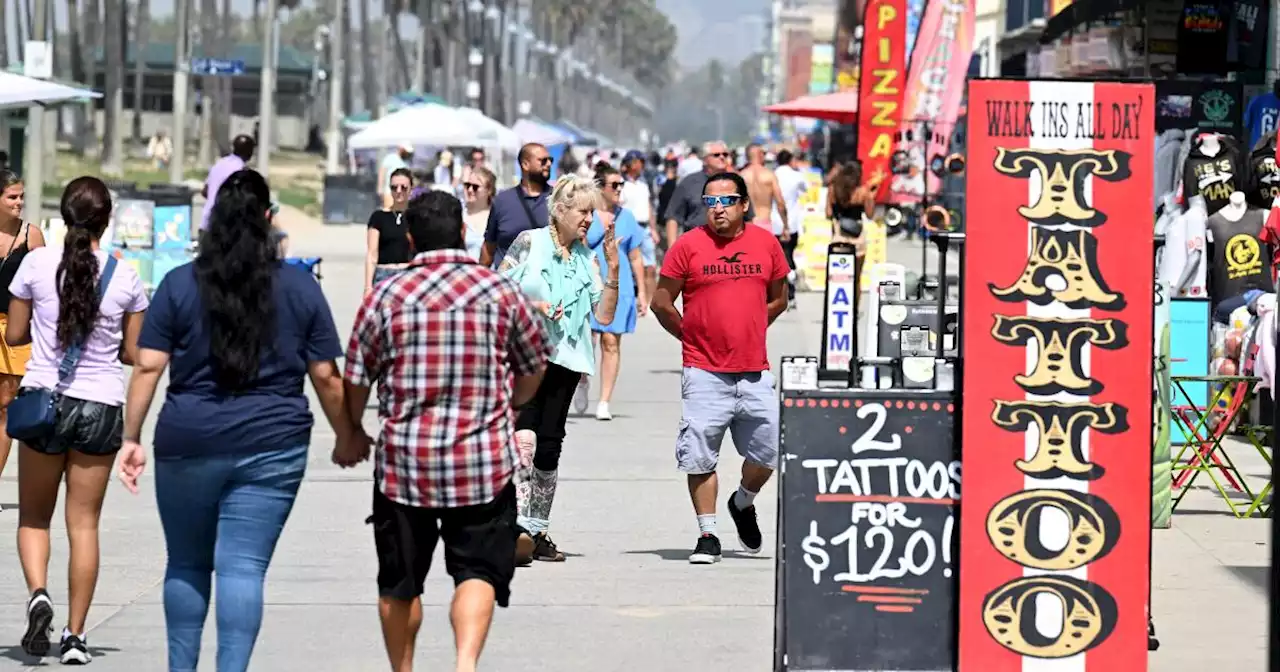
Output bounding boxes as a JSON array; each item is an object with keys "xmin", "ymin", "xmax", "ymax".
[
  {"xmin": 773, "ymin": 149, "xmax": 809, "ymax": 306},
  {"xmin": 677, "ymin": 148, "xmax": 703, "ymax": 180},
  {"xmin": 620, "ymin": 150, "xmax": 659, "ymax": 298}
]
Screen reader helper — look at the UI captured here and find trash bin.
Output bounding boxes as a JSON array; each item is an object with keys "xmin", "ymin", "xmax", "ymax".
[{"xmin": 323, "ymin": 174, "xmax": 378, "ymax": 225}]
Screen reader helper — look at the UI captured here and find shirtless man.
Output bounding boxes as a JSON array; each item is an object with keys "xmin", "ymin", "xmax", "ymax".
[{"xmin": 740, "ymin": 145, "xmax": 787, "ymax": 233}]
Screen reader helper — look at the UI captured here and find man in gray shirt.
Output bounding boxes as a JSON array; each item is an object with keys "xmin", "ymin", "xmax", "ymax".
[{"xmin": 664, "ymin": 140, "xmax": 756, "ymax": 247}]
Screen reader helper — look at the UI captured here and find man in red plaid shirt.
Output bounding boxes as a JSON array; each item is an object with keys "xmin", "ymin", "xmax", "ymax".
[{"xmin": 339, "ymin": 190, "xmax": 550, "ymax": 672}]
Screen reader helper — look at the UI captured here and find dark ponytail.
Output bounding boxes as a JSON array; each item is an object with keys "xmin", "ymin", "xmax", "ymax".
[
  {"xmin": 56, "ymin": 177, "xmax": 113, "ymax": 349},
  {"xmin": 195, "ymin": 169, "xmax": 276, "ymax": 391}
]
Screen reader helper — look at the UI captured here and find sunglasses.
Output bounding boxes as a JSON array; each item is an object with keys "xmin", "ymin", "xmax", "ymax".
[
  {"xmin": 391, "ymin": 184, "xmax": 412, "ymax": 193},
  {"xmin": 605, "ymin": 181, "xmax": 624, "ymax": 190},
  {"xmin": 708, "ymin": 152, "xmax": 730, "ymax": 159},
  {"xmin": 532, "ymin": 157, "xmax": 553, "ymax": 165},
  {"xmin": 463, "ymin": 182, "xmax": 484, "ymax": 191},
  {"xmin": 702, "ymin": 195, "xmax": 742, "ymax": 208}
]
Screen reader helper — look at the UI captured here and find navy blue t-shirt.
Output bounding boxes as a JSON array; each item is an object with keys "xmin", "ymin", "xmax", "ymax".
[
  {"xmin": 138, "ymin": 262, "xmax": 344, "ymax": 458},
  {"xmin": 484, "ymin": 185, "xmax": 548, "ymax": 268}
]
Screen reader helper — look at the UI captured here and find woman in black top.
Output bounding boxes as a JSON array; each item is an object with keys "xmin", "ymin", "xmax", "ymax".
[
  {"xmin": 364, "ymin": 167, "xmax": 414, "ymax": 291},
  {"xmin": 0, "ymin": 170, "xmax": 45, "ymax": 486}
]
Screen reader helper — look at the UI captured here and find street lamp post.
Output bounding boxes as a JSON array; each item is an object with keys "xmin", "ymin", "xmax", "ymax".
[
  {"xmin": 466, "ymin": 0, "xmax": 484, "ymax": 110},
  {"xmin": 324, "ymin": 0, "xmax": 344, "ymax": 174}
]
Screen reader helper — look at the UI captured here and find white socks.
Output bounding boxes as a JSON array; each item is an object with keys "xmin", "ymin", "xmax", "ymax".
[
  {"xmin": 734, "ymin": 485, "xmax": 758, "ymax": 510},
  {"xmin": 697, "ymin": 514, "xmax": 717, "ymax": 536}
]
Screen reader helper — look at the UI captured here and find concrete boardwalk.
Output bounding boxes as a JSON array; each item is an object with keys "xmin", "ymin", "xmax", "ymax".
[{"xmin": 0, "ymin": 225, "xmax": 1267, "ymax": 670}]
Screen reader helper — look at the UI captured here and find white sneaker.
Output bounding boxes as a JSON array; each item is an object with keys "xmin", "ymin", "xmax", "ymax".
[
  {"xmin": 595, "ymin": 401, "xmax": 613, "ymax": 421},
  {"xmin": 573, "ymin": 376, "xmax": 589, "ymax": 415}
]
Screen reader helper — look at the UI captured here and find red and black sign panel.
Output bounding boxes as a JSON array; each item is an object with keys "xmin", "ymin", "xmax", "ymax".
[{"xmin": 959, "ymin": 79, "xmax": 1154, "ymax": 672}]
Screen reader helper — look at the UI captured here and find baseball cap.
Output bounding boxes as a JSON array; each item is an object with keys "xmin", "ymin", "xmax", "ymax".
[
  {"xmin": 399, "ymin": 143, "xmax": 415, "ymax": 154},
  {"xmin": 622, "ymin": 150, "xmax": 645, "ymax": 165}
]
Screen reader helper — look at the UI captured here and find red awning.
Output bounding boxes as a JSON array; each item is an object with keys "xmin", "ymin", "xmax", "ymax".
[{"xmin": 762, "ymin": 91, "xmax": 859, "ymax": 125}]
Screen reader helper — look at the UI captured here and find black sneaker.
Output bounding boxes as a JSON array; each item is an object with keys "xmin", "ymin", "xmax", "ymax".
[
  {"xmin": 21, "ymin": 589, "xmax": 53, "ymax": 657},
  {"xmin": 59, "ymin": 632, "xmax": 90, "ymax": 665},
  {"xmin": 688, "ymin": 533, "xmax": 722, "ymax": 564},
  {"xmin": 727, "ymin": 493, "xmax": 763, "ymax": 554},
  {"xmin": 531, "ymin": 532, "xmax": 565, "ymax": 562}
]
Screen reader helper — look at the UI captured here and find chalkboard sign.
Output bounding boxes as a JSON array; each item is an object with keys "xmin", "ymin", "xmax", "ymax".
[{"xmin": 777, "ymin": 390, "xmax": 959, "ymax": 671}]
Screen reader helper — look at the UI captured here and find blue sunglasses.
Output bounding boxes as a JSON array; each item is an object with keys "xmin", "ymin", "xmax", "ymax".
[{"xmin": 702, "ymin": 195, "xmax": 742, "ymax": 208}]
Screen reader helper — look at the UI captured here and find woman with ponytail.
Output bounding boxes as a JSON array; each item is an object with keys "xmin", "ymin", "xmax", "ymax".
[
  {"xmin": 5, "ymin": 176, "xmax": 147, "ymax": 663},
  {"xmin": 117, "ymin": 169, "xmax": 365, "ymax": 671}
]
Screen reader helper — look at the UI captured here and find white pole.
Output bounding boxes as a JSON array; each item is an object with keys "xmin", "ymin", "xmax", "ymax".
[
  {"xmin": 170, "ymin": 0, "xmax": 191, "ymax": 184},
  {"xmin": 257, "ymin": 0, "xmax": 279, "ymax": 176},
  {"xmin": 325, "ymin": 0, "xmax": 345, "ymax": 174},
  {"xmin": 23, "ymin": 0, "xmax": 49, "ymax": 224}
]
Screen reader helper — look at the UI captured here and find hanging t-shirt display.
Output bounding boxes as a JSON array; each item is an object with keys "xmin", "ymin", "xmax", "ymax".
[
  {"xmin": 1207, "ymin": 208, "xmax": 1270, "ymax": 304},
  {"xmin": 1248, "ymin": 134, "xmax": 1279, "ymax": 208},
  {"xmin": 1182, "ymin": 135, "xmax": 1246, "ymax": 214},
  {"xmin": 1177, "ymin": 1, "xmax": 1230, "ymax": 75},
  {"xmin": 1245, "ymin": 92, "xmax": 1280, "ymax": 149}
]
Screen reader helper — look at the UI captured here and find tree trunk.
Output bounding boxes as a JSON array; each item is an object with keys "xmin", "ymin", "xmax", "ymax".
[
  {"xmin": 356, "ymin": 0, "xmax": 377, "ymax": 116},
  {"xmin": 65, "ymin": 0, "xmax": 87, "ymax": 153},
  {"xmin": 216, "ymin": 0, "xmax": 233, "ymax": 154},
  {"xmin": 82, "ymin": 0, "xmax": 101, "ymax": 151},
  {"xmin": 0, "ymin": 0, "xmax": 8, "ymax": 69},
  {"xmin": 196, "ymin": 0, "xmax": 217, "ymax": 166},
  {"xmin": 411, "ymin": 0, "xmax": 429, "ymax": 93},
  {"xmin": 100, "ymin": 0, "xmax": 125, "ymax": 174},
  {"xmin": 252, "ymin": 0, "xmax": 261, "ymax": 40},
  {"xmin": 16, "ymin": 0, "xmax": 29, "ymax": 43},
  {"xmin": 341, "ymin": 0, "xmax": 354, "ymax": 117},
  {"xmin": 131, "ymin": 0, "xmax": 150, "ymax": 142},
  {"xmin": 20, "ymin": 0, "xmax": 33, "ymax": 41},
  {"xmin": 389, "ymin": 3, "xmax": 412, "ymax": 93}
]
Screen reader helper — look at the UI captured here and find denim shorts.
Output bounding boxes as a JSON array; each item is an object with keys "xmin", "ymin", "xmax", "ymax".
[
  {"xmin": 675, "ymin": 367, "xmax": 778, "ymax": 474},
  {"xmin": 639, "ymin": 231, "xmax": 657, "ymax": 267},
  {"xmin": 373, "ymin": 266, "xmax": 403, "ymax": 286}
]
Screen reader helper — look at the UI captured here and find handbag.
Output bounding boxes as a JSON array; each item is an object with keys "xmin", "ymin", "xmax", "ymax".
[{"xmin": 7, "ymin": 256, "xmax": 118, "ymax": 442}]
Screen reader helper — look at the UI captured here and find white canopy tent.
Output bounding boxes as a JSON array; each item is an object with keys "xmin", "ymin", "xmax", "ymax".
[
  {"xmin": 512, "ymin": 119, "xmax": 575, "ymax": 146},
  {"xmin": 347, "ymin": 104, "xmax": 493, "ymax": 150},
  {"xmin": 0, "ymin": 71, "xmax": 100, "ymax": 108},
  {"xmin": 453, "ymin": 107, "xmax": 521, "ymax": 153}
]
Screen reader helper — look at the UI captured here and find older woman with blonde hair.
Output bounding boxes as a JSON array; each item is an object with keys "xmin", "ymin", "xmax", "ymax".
[{"xmin": 500, "ymin": 174, "xmax": 620, "ymax": 563}]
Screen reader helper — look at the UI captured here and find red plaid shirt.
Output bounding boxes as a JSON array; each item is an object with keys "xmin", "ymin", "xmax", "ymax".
[{"xmin": 344, "ymin": 250, "xmax": 549, "ymax": 509}]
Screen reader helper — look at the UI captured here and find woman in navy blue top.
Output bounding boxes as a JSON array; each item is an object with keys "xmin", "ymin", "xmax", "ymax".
[{"xmin": 117, "ymin": 169, "xmax": 368, "ymax": 671}]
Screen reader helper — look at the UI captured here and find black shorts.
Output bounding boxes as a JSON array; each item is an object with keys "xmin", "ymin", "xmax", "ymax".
[
  {"xmin": 22, "ymin": 393, "xmax": 123, "ymax": 456},
  {"xmin": 369, "ymin": 481, "xmax": 518, "ymax": 606}
]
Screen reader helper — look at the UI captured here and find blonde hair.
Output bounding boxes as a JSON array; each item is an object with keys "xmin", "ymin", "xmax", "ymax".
[{"xmin": 548, "ymin": 175, "xmax": 600, "ymax": 259}]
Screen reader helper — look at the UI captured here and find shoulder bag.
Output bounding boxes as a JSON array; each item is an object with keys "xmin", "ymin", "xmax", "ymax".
[
  {"xmin": 515, "ymin": 188, "xmax": 547, "ymax": 231},
  {"xmin": 7, "ymin": 256, "xmax": 119, "ymax": 442}
]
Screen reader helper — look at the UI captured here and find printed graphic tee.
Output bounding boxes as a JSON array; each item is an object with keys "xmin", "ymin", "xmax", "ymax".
[
  {"xmin": 1207, "ymin": 208, "xmax": 1271, "ymax": 304},
  {"xmin": 1182, "ymin": 136, "xmax": 1245, "ymax": 215},
  {"xmin": 661, "ymin": 224, "xmax": 789, "ymax": 373},
  {"xmin": 1245, "ymin": 92, "xmax": 1279, "ymax": 148},
  {"xmin": 1248, "ymin": 135, "xmax": 1279, "ymax": 208}
]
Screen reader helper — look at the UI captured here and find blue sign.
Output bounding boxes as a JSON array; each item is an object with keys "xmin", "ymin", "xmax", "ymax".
[
  {"xmin": 191, "ymin": 58, "xmax": 245, "ymax": 76},
  {"xmin": 1169, "ymin": 298, "xmax": 1211, "ymax": 445}
]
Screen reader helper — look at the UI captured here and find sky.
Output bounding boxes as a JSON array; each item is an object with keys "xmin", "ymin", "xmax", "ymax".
[{"xmin": 3, "ymin": 0, "xmax": 771, "ymax": 70}]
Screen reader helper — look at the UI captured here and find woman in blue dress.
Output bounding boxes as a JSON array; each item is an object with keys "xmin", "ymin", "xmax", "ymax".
[{"xmin": 576, "ymin": 163, "xmax": 648, "ymax": 421}]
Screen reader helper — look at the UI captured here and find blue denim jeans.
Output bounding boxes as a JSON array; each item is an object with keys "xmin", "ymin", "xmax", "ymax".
[{"xmin": 154, "ymin": 444, "xmax": 308, "ymax": 672}]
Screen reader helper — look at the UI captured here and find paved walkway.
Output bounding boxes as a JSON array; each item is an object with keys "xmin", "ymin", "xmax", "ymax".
[{"xmin": 0, "ymin": 226, "xmax": 1266, "ymax": 670}]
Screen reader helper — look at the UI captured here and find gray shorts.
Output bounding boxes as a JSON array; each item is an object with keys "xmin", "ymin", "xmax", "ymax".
[
  {"xmin": 675, "ymin": 367, "xmax": 779, "ymax": 474},
  {"xmin": 639, "ymin": 231, "xmax": 657, "ymax": 267}
]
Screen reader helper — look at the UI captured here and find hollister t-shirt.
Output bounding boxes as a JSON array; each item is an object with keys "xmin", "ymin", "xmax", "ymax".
[{"xmin": 660, "ymin": 224, "xmax": 789, "ymax": 373}]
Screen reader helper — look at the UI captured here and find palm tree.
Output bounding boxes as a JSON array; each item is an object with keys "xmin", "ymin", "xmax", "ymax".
[
  {"xmin": 196, "ymin": 0, "xmax": 217, "ymax": 165},
  {"xmin": 0, "ymin": 0, "xmax": 8, "ymax": 69},
  {"xmin": 355, "ymin": 0, "xmax": 378, "ymax": 116},
  {"xmin": 131, "ymin": 0, "xmax": 150, "ymax": 142},
  {"xmin": 101, "ymin": 0, "xmax": 126, "ymax": 174}
]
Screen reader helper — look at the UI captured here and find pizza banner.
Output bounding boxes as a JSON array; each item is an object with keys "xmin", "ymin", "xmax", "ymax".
[
  {"xmin": 856, "ymin": 0, "xmax": 908, "ymax": 198},
  {"xmin": 958, "ymin": 79, "xmax": 1154, "ymax": 671}
]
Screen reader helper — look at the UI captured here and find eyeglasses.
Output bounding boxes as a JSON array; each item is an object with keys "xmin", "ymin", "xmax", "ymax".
[
  {"xmin": 463, "ymin": 182, "xmax": 483, "ymax": 191},
  {"xmin": 391, "ymin": 184, "xmax": 411, "ymax": 193},
  {"xmin": 605, "ymin": 181, "xmax": 624, "ymax": 190},
  {"xmin": 702, "ymin": 195, "xmax": 742, "ymax": 208}
]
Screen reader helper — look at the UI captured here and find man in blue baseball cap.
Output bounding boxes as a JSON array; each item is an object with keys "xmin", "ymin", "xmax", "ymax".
[{"xmin": 620, "ymin": 150, "xmax": 659, "ymax": 298}]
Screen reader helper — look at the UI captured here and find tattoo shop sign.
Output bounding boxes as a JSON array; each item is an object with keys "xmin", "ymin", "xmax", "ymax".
[{"xmin": 959, "ymin": 79, "xmax": 1154, "ymax": 671}]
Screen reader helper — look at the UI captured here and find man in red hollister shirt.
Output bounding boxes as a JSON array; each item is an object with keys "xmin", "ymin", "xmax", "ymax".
[{"xmin": 650, "ymin": 171, "xmax": 790, "ymax": 564}]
